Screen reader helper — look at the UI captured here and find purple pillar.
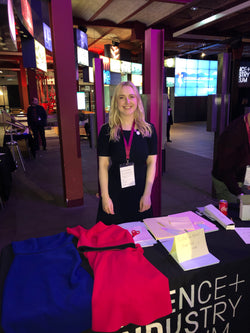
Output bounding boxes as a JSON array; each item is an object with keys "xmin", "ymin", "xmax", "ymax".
[
  {"xmin": 50, "ymin": 0, "xmax": 83, "ymax": 207},
  {"xmin": 144, "ymin": 28, "xmax": 164, "ymax": 217},
  {"xmin": 94, "ymin": 58, "xmax": 105, "ymax": 135}
]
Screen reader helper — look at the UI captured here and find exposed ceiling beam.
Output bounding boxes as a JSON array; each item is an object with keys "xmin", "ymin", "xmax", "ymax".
[{"xmin": 173, "ymin": 0, "xmax": 250, "ymax": 37}]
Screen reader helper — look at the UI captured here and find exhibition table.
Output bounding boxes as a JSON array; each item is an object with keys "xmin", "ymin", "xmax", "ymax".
[{"xmin": 1, "ymin": 208, "xmax": 250, "ymax": 333}]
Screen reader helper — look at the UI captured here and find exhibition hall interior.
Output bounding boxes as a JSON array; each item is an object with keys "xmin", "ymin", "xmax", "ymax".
[{"xmin": 1, "ymin": 0, "xmax": 250, "ymax": 332}]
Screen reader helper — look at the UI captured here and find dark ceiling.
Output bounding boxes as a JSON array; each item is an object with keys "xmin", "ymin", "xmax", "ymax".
[
  {"xmin": 72, "ymin": 0, "xmax": 250, "ymax": 59},
  {"xmin": 1, "ymin": 0, "xmax": 250, "ymax": 85}
]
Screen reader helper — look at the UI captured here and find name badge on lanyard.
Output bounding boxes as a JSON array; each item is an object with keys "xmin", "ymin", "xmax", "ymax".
[
  {"xmin": 119, "ymin": 121, "xmax": 136, "ymax": 189},
  {"xmin": 120, "ymin": 163, "xmax": 135, "ymax": 188}
]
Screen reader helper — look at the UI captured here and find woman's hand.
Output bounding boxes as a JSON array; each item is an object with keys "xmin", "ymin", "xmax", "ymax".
[
  {"xmin": 102, "ymin": 195, "xmax": 115, "ymax": 215},
  {"xmin": 139, "ymin": 194, "xmax": 151, "ymax": 212}
]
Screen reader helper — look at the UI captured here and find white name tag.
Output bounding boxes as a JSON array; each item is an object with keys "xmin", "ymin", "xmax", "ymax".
[{"xmin": 120, "ymin": 163, "xmax": 136, "ymax": 188}]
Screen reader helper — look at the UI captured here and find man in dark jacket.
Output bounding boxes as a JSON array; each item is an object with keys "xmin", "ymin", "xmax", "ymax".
[
  {"xmin": 27, "ymin": 97, "xmax": 47, "ymax": 151},
  {"xmin": 212, "ymin": 113, "xmax": 250, "ymax": 203}
]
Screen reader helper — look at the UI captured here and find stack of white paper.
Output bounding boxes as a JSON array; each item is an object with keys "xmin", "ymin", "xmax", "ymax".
[
  {"xmin": 118, "ymin": 221, "xmax": 157, "ymax": 247},
  {"xmin": 143, "ymin": 215, "xmax": 196, "ymax": 241},
  {"xmin": 204, "ymin": 204, "xmax": 235, "ymax": 230}
]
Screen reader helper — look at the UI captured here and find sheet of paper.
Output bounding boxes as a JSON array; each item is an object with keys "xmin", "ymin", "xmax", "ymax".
[
  {"xmin": 235, "ymin": 228, "xmax": 250, "ymax": 244},
  {"xmin": 143, "ymin": 216, "xmax": 195, "ymax": 240},
  {"xmin": 170, "ymin": 229, "xmax": 209, "ymax": 263},
  {"xmin": 169, "ymin": 211, "xmax": 218, "ymax": 233}
]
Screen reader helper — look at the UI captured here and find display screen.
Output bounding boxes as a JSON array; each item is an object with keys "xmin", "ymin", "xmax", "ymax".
[
  {"xmin": 238, "ymin": 61, "xmax": 250, "ymax": 87},
  {"xmin": 121, "ymin": 61, "xmax": 132, "ymax": 74},
  {"xmin": 89, "ymin": 67, "xmax": 94, "ymax": 83},
  {"xmin": 110, "ymin": 72, "xmax": 121, "ymax": 85},
  {"xmin": 175, "ymin": 58, "xmax": 218, "ymax": 97},
  {"xmin": 131, "ymin": 74, "xmax": 142, "ymax": 86},
  {"xmin": 35, "ymin": 40, "xmax": 47, "ymax": 72},
  {"xmin": 103, "ymin": 70, "xmax": 111, "ymax": 85},
  {"xmin": 43, "ymin": 23, "xmax": 52, "ymax": 52},
  {"xmin": 132, "ymin": 63, "xmax": 142, "ymax": 75},
  {"xmin": 166, "ymin": 77, "xmax": 175, "ymax": 87},
  {"xmin": 77, "ymin": 92, "xmax": 86, "ymax": 110},
  {"xmin": 77, "ymin": 47, "xmax": 89, "ymax": 66},
  {"xmin": 75, "ymin": 29, "xmax": 88, "ymax": 50},
  {"xmin": 110, "ymin": 59, "xmax": 121, "ymax": 73}
]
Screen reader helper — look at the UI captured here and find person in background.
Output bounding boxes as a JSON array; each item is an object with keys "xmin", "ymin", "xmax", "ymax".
[
  {"xmin": 212, "ymin": 112, "xmax": 250, "ymax": 203},
  {"xmin": 96, "ymin": 81, "xmax": 157, "ymax": 225},
  {"xmin": 167, "ymin": 99, "xmax": 173, "ymax": 142},
  {"xmin": 27, "ymin": 97, "xmax": 47, "ymax": 151}
]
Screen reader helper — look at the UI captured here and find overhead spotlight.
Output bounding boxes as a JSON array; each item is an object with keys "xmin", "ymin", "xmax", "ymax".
[
  {"xmin": 201, "ymin": 52, "xmax": 206, "ymax": 58},
  {"xmin": 191, "ymin": 6, "xmax": 198, "ymax": 11}
]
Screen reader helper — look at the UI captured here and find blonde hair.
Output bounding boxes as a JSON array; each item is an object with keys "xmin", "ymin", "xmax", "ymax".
[{"xmin": 109, "ymin": 81, "xmax": 152, "ymax": 141}]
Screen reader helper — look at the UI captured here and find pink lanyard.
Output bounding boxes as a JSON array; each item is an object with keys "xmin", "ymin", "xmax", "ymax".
[
  {"xmin": 120, "ymin": 121, "xmax": 135, "ymax": 163},
  {"xmin": 244, "ymin": 114, "xmax": 250, "ymax": 147}
]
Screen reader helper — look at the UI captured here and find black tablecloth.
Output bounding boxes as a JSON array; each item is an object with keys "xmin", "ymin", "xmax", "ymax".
[{"xmin": 1, "ymin": 209, "xmax": 250, "ymax": 333}]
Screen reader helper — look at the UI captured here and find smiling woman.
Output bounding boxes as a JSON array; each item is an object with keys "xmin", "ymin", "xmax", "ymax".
[{"xmin": 96, "ymin": 81, "xmax": 158, "ymax": 225}]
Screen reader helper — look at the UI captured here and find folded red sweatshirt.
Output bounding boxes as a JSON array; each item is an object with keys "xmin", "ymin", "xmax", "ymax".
[{"xmin": 67, "ymin": 222, "xmax": 172, "ymax": 332}]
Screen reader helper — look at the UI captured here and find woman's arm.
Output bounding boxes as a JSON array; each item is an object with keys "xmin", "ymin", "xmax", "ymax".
[
  {"xmin": 99, "ymin": 156, "xmax": 114, "ymax": 214},
  {"xmin": 139, "ymin": 154, "xmax": 157, "ymax": 212}
]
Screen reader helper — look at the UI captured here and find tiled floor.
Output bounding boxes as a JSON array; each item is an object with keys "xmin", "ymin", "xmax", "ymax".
[{"xmin": 0, "ymin": 121, "xmax": 217, "ymax": 251}]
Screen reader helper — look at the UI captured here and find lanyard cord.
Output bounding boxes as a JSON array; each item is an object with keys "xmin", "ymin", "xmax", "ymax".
[{"xmin": 120, "ymin": 121, "xmax": 135, "ymax": 163}]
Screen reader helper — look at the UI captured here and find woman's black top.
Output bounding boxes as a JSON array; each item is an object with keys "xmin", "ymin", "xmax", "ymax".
[{"xmin": 97, "ymin": 122, "xmax": 157, "ymax": 225}]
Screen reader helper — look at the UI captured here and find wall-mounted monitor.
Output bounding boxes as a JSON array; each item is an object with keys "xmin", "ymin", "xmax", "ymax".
[
  {"xmin": 238, "ymin": 62, "xmax": 250, "ymax": 87},
  {"xmin": 103, "ymin": 70, "xmax": 111, "ymax": 85},
  {"xmin": 110, "ymin": 59, "xmax": 121, "ymax": 73},
  {"xmin": 110, "ymin": 72, "xmax": 121, "ymax": 85},
  {"xmin": 166, "ymin": 77, "xmax": 175, "ymax": 87},
  {"xmin": 77, "ymin": 91, "xmax": 86, "ymax": 110},
  {"xmin": 175, "ymin": 58, "xmax": 218, "ymax": 97},
  {"xmin": 121, "ymin": 61, "xmax": 132, "ymax": 74},
  {"xmin": 75, "ymin": 29, "xmax": 88, "ymax": 50},
  {"xmin": 77, "ymin": 47, "xmax": 89, "ymax": 66},
  {"xmin": 89, "ymin": 67, "xmax": 94, "ymax": 83},
  {"xmin": 131, "ymin": 74, "xmax": 142, "ymax": 86},
  {"xmin": 43, "ymin": 23, "xmax": 52, "ymax": 52},
  {"xmin": 132, "ymin": 63, "xmax": 142, "ymax": 75},
  {"xmin": 34, "ymin": 40, "xmax": 47, "ymax": 72}
]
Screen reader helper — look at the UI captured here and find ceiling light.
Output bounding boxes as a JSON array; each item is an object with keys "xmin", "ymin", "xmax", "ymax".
[
  {"xmin": 201, "ymin": 52, "xmax": 206, "ymax": 58},
  {"xmin": 191, "ymin": 7, "xmax": 198, "ymax": 11}
]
